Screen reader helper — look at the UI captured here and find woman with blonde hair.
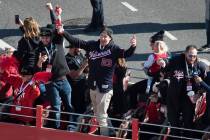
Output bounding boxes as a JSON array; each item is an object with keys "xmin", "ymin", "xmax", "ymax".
[{"xmin": 13, "ymin": 17, "xmax": 40, "ymax": 73}]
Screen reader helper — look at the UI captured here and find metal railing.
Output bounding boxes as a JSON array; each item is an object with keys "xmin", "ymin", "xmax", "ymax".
[
  {"xmin": 0, "ymin": 103, "xmax": 138, "ymax": 140},
  {"xmin": 0, "ymin": 102, "xmax": 210, "ymax": 140}
]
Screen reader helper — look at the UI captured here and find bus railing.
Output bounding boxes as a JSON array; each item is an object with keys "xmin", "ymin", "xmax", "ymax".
[{"xmin": 0, "ymin": 102, "xmax": 210, "ymax": 140}]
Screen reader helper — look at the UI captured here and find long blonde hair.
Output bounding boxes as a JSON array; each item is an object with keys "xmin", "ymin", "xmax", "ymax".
[{"xmin": 23, "ymin": 17, "xmax": 40, "ymax": 38}]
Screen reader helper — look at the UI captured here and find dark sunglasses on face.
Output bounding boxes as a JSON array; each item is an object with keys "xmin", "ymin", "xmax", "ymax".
[{"xmin": 187, "ymin": 54, "xmax": 197, "ymax": 58}]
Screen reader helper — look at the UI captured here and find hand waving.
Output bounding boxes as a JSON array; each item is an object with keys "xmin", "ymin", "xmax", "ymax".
[{"xmin": 130, "ymin": 35, "xmax": 137, "ymax": 47}]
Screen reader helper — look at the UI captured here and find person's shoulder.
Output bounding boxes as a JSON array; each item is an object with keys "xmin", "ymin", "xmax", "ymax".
[
  {"xmin": 65, "ymin": 53, "xmax": 73, "ymax": 59},
  {"xmin": 109, "ymin": 41, "xmax": 121, "ymax": 50},
  {"xmin": 197, "ymin": 60, "xmax": 208, "ymax": 70},
  {"xmin": 147, "ymin": 53, "xmax": 155, "ymax": 59},
  {"xmin": 17, "ymin": 37, "xmax": 28, "ymax": 49},
  {"xmin": 88, "ymin": 40, "xmax": 99, "ymax": 45},
  {"xmin": 112, "ymin": 42, "xmax": 120, "ymax": 48},
  {"xmin": 18, "ymin": 36, "xmax": 26, "ymax": 43},
  {"xmin": 204, "ymin": 71, "xmax": 210, "ymax": 84},
  {"xmin": 198, "ymin": 58, "xmax": 210, "ymax": 68},
  {"xmin": 169, "ymin": 53, "xmax": 182, "ymax": 61},
  {"xmin": 85, "ymin": 40, "xmax": 99, "ymax": 49},
  {"xmin": 166, "ymin": 53, "xmax": 184, "ymax": 67}
]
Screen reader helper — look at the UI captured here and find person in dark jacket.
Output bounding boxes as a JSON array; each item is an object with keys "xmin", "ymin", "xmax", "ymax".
[
  {"xmin": 13, "ymin": 17, "xmax": 40, "ymax": 73},
  {"xmin": 62, "ymin": 27, "xmax": 136, "ymax": 135},
  {"xmin": 35, "ymin": 28, "xmax": 56, "ymax": 71},
  {"xmin": 84, "ymin": 0, "xmax": 105, "ymax": 32},
  {"xmin": 65, "ymin": 44, "xmax": 90, "ymax": 117},
  {"xmin": 33, "ymin": 27, "xmax": 57, "ymax": 106},
  {"xmin": 35, "ymin": 3, "xmax": 58, "ymax": 72},
  {"xmin": 165, "ymin": 45, "xmax": 207, "ymax": 139}
]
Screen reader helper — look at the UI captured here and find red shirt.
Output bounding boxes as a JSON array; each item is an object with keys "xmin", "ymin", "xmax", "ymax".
[
  {"xmin": 5, "ymin": 75, "xmax": 40, "ymax": 123},
  {"xmin": 149, "ymin": 53, "xmax": 168, "ymax": 74}
]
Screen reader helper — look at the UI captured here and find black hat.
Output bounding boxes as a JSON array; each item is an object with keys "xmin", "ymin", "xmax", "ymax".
[
  {"xmin": 20, "ymin": 66, "xmax": 34, "ymax": 75},
  {"xmin": 40, "ymin": 27, "xmax": 52, "ymax": 37},
  {"xmin": 100, "ymin": 27, "xmax": 113, "ymax": 39},
  {"xmin": 150, "ymin": 30, "xmax": 165, "ymax": 43},
  {"xmin": 65, "ymin": 43, "xmax": 76, "ymax": 48}
]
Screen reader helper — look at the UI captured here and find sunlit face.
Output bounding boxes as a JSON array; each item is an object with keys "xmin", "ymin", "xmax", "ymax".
[
  {"xmin": 99, "ymin": 32, "xmax": 112, "ymax": 47},
  {"xmin": 185, "ymin": 48, "xmax": 197, "ymax": 64},
  {"xmin": 41, "ymin": 36, "xmax": 51, "ymax": 46}
]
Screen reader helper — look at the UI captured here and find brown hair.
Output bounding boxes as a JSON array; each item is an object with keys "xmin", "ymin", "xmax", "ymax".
[
  {"xmin": 117, "ymin": 58, "xmax": 127, "ymax": 68},
  {"xmin": 185, "ymin": 45, "xmax": 198, "ymax": 52},
  {"xmin": 23, "ymin": 17, "xmax": 40, "ymax": 38}
]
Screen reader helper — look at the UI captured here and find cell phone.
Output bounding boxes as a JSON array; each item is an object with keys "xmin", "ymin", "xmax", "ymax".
[{"xmin": 15, "ymin": 15, "xmax": 20, "ymax": 24}]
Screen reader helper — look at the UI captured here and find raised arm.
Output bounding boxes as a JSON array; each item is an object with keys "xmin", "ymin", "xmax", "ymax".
[
  {"xmin": 46, "ymin": 3, "xmax": 56, "ymax": 24},
  {"xmin": 15, "ymin": 16, "xmax": 24, "ymax": 34},
  {"xmin": 62, "ymin": 30, "xmax": 90, "ymax": 51},
  {"xmin": 124, "ymin": 35, "xmax": 137, "ymax": 58}
]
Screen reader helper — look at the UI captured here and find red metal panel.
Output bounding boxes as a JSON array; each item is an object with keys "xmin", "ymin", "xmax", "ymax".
[
  {"xmin": 0, "ymin": 122, "xmax": 122, "ymax": 140},
  {"xmin": 36, "ymin": 105, "xmax": 43, "ymax": 128}
]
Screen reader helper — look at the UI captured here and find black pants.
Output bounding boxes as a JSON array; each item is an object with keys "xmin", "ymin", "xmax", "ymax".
[
  {"xmin": 70, "ymin": 79, "xmax": 90, "ymax": 114},
  {"xmin": 167, "ymin": 79, "xmax": 195, "ymax": 139},
  {"xmin": 90, "ymin": 0, "xmax": 104, "ymax": 28},
  {"xmin": 109, "ymin": 83, "xmax": 128, "ymax": 127},
  {"xmin": 112, "ymin": 83, "xmax": 127, "ymax": 114}
]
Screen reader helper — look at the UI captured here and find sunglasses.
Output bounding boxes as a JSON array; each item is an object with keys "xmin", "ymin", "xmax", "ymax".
[{"xmin": 187, "ymin": 54, "xmax": 197, "ymax": 58}]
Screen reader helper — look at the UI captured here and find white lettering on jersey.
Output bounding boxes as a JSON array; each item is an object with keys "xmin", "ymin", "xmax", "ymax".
[
  {"xmin": 173, "ymin": 70, "xmax": 184, "ymax": 81},
  {"xmin": 89, "ymin": 49, "xmax": 111, "ymax": 60}
]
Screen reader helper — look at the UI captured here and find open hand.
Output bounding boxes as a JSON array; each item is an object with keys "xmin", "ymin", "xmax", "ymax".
[
  {"xmin": 157, "ymin": 59, "xmax": 166, "ymax": 68},
  {"xmin": 46, "ymin": 3, "xmax": 53, "ymax": 10}
]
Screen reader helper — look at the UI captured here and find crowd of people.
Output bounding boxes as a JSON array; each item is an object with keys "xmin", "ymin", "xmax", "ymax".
[{"xmin": 0, "ymin": 2, "xmax": 210, "ymax": 140}]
